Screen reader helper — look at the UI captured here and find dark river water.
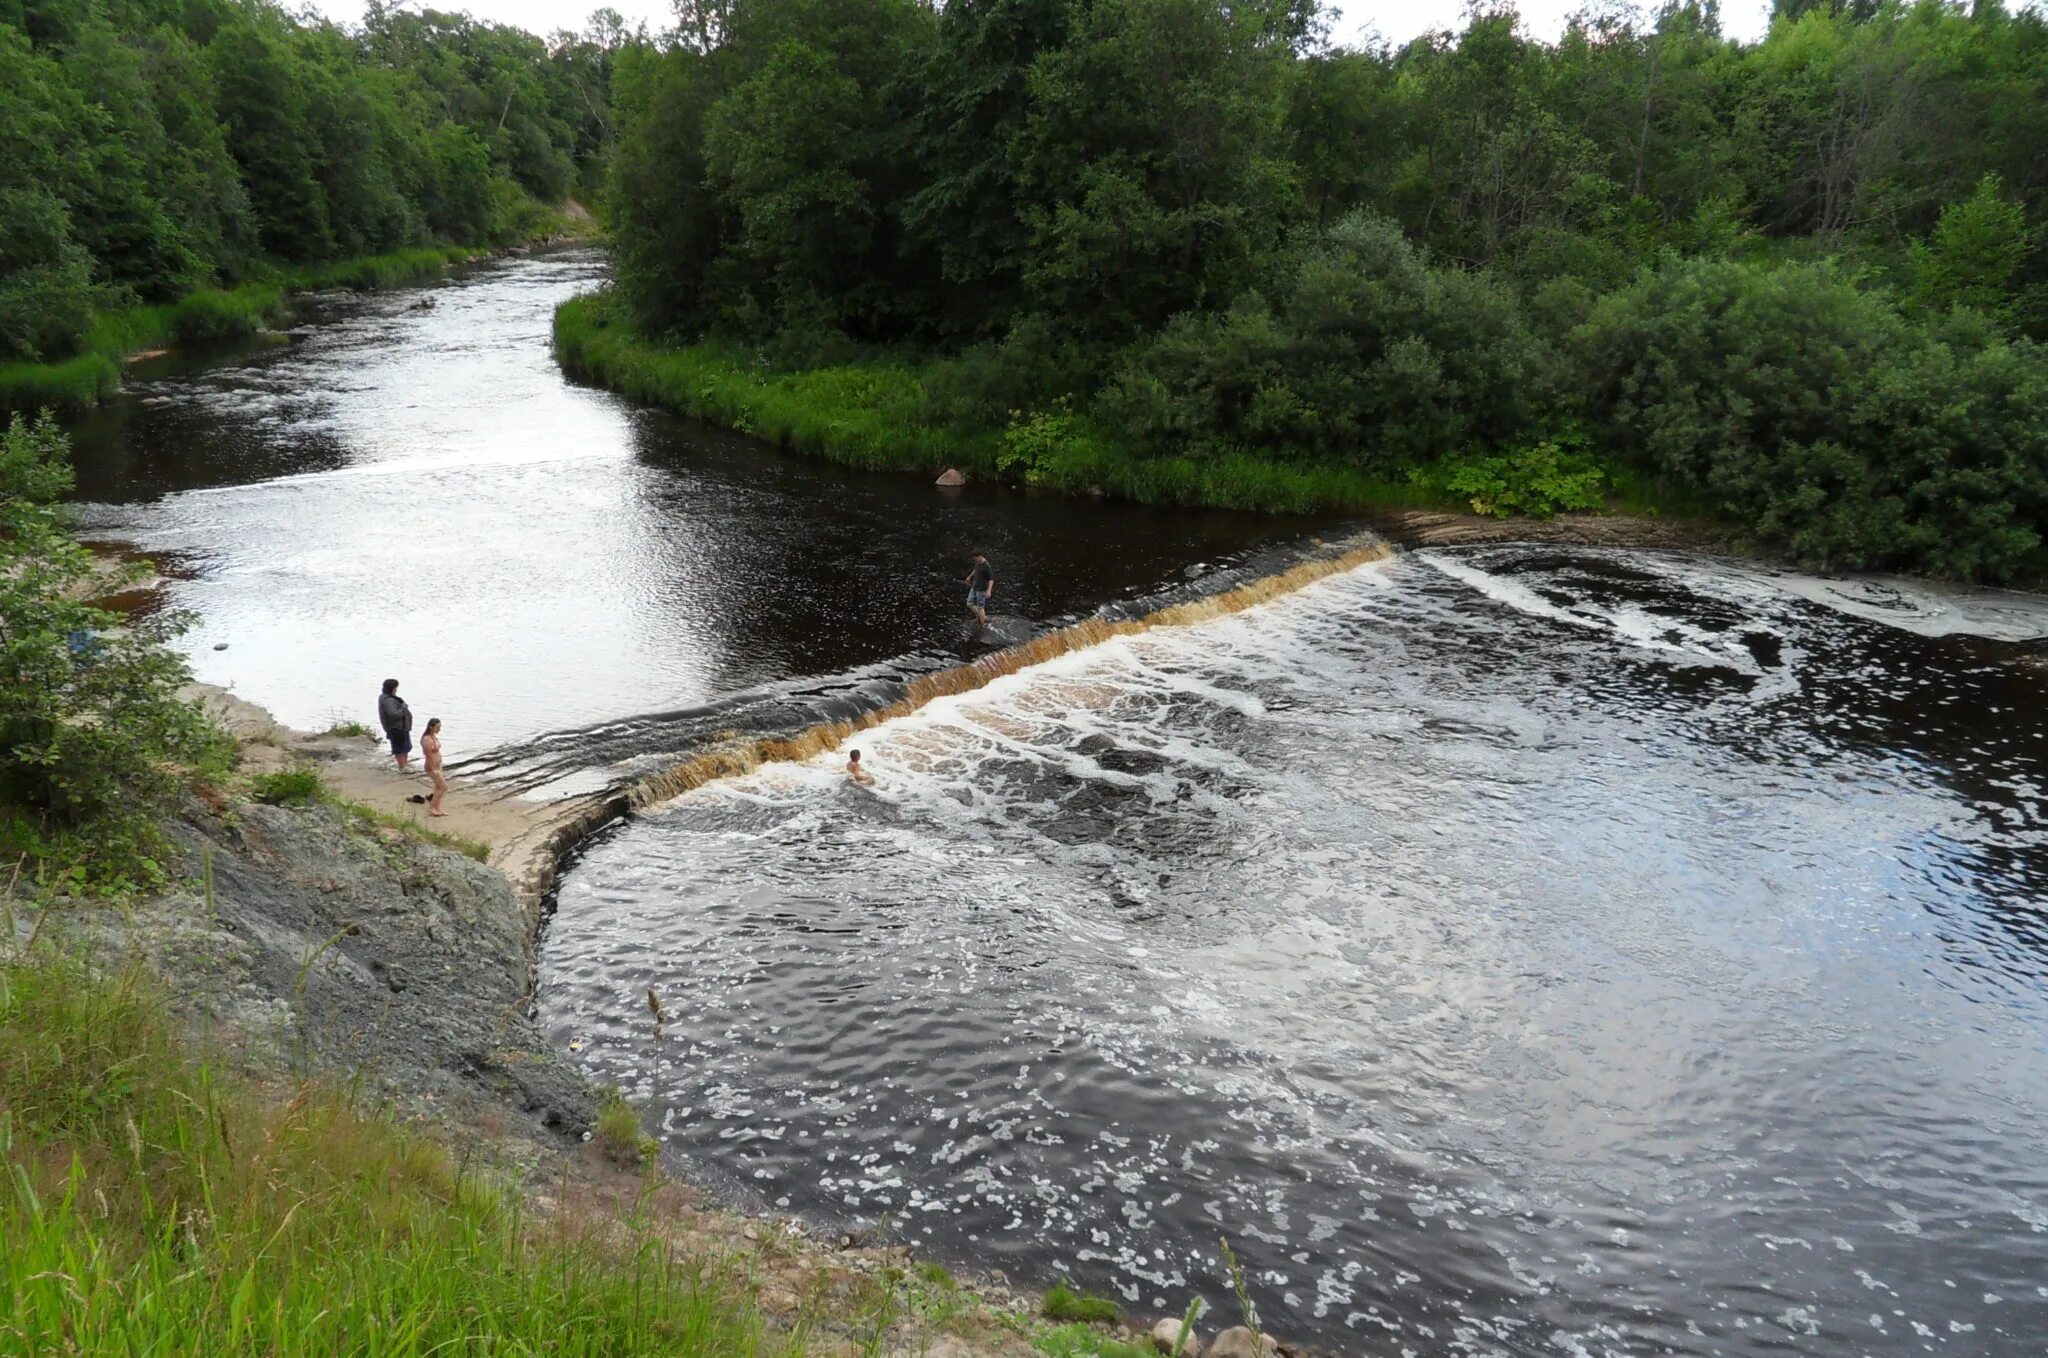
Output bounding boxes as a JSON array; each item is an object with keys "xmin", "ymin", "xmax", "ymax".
[
  {"xmin": 68, "ymin": 248, "xmax": 1315, "ymax": 757},
  {"xmin": 71, "ymin": 252, "xmax": 2048, "ymax": 1356}
]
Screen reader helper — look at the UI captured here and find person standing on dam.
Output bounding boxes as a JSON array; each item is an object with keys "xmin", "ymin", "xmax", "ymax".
[{"xmin": 965, "ymin": 550, "xmax": 995, "ymax": 629}]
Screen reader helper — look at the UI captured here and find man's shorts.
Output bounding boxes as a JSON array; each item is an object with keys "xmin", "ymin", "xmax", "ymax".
[
  {"xmin": 388, "ymin": 731, "xmax": 413, "ymax": 757},
  {"xmin": 967, "ymin": 587, "xmax": 990, "ymax": 610}
]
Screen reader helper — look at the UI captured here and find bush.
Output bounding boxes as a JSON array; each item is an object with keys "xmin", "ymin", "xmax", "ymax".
[
  {"xmin": 1415, "ymin": 430, "xmax": 1610, "ymax": 519},
  {"xmin": 1100, "ymin": 212, "xmax": 1545, "ymax": 471},
  {"xmin": 0, "ymin": 413, "xmax": 231, "ymax": 893},
  {"xmin": 249, "ymin": 768, "xmax": 323, "ymax": 806},
  {"xmin": 1575, "ymin": 256, "xmax": 2048, "ymax": 578}
]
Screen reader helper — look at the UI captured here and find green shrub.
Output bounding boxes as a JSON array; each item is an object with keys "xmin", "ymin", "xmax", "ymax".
[
  {"xmin": 249, "ymin": 768, "xmax": 323, "ymax": 806},
  {"xmin": 1099, "ymin": 212, "xmax": 1547, "ymax": 472},
  {"xmin": 1416, "ymin": 431, "xmax": 1610, "ymax": 519},
  {"xmin": 0, "ymin": 414, "xmax": 231, "ymax": 894},
  {"xmin": 593, "ymin": 1088, "xmax": 658, "ymax": 1167},
  {"xmin": 1576, "ymin": 256, "xmax": 2048, "ymax": 578},
  {"xmin": 1042, "ymin": 1283, "xmax": 1122, "ymax": 1325}
]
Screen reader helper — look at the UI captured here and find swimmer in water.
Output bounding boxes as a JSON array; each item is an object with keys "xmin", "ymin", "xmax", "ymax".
[{"xmin": 846, "ymin": 749, "xmax": 875, "ymax": 785}]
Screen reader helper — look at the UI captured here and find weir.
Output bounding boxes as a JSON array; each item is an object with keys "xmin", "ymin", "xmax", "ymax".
[{"xmin": 617, "ymin": 534, "xmax": 1396, "ymax": 810}]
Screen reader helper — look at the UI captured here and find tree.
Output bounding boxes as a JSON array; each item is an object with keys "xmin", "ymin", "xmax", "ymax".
[
  {"xmin": 1910, "ymin": 173, "xmax": 2032, "ymax": 323},
  {"xmin": 1013, "ymin": 0, "xmax": 1305, "ymax": 341}
]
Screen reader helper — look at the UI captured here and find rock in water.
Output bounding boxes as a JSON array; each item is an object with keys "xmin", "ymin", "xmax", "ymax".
[
  {"xmin": 935, "ymin": 467, "xmax": 966, "ymax": 487},
  {"xmin": 1150, "ymin": 1316, "xmax": 1203, "ymax": 1355},
  {"xmin": 1206, "ymin": 1327, "xmax": 1283, "ymax": 1358}
]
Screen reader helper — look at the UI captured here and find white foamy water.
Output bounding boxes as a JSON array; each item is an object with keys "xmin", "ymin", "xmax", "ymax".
[{"xmin": 541, "ymin": 545, "xmax": 2048, "ymax": 1355}]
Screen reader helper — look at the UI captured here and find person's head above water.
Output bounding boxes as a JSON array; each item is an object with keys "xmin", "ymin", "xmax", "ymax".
[
  {"xmin": 425, "ymin": 717, "xmax": 441, "ymax": 734},
  {"xmin": 382, "ymin": 678, "xmax": 400, "ymax": 694},
  {"xmin": 847, "ymin": 749, "xmax": 861, "ymax": 763}
]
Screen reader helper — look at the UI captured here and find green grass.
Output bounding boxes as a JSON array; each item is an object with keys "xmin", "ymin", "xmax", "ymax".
[
  {"xmin": 0, "ymin": 283, "xmax": 287, "ymax": 414},
  {"xmin": 593, "ymin": 1089, "xmax": 658, "ymax": 1167},
  {"xmin": 554, "ymin": 294, "xmax": 971, "ymax": 475},
  {"xmin": 326, "ymin": 793, "xmax": 491, "ymax": 863},
  {"xmin": 1042, "ymin": 1283, "xmax": 1122, "ymax": 1325},
  {"xmin": 322, "ymin": 720, "xmax": 374, "ymax": 739},
  {"xmin": 0, "ymin": 951, "xmax": 796, "ymax": 1357},
  {"xmin": 282, "ymin": 243, "xmax": 486, "ymax": 293},
  {"xmin": 1032, "ymin": 1323, "xmax": 1156, "ymax": 1358}
]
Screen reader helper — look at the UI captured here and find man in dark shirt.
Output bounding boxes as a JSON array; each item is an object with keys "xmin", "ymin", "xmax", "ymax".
[
  {"xmin": 378, "ymin": 678, "xmax": 414, "ymax": 772},
  {"xmin": 964, "ymin": 551, "xmax": 995, "ymax": 628}
]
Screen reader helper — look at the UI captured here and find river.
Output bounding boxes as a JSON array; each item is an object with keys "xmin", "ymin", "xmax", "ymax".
[{"xmin": 70, "ymin": 250, "xmax": 2048, "ymax": 1356}]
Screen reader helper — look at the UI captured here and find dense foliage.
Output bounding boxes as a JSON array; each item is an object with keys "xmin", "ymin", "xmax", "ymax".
[
  {"xmin": 0, "ymin": 414, "xmax": 230, "ymax": 893},
  {"xmin": 603, "ymin": 0, "xmax": 2048, "ymax": 579},
  {"xmin": 0, "ymin": 0, "xmax": 627, "ymax": 369}
]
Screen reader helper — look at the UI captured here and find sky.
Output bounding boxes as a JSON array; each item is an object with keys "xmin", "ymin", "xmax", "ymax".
[{"xmin": 302, "ymin": 0, "xmax": 1781, "ymax": 48}]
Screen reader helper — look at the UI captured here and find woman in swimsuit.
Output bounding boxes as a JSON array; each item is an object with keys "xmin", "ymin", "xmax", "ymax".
[{"xmin": 422, "ymin": 717, "xmax": 448, "ymax": 817}]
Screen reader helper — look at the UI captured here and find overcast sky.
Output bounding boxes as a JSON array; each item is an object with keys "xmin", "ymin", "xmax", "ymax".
[{"xmin": 302, "ymin": 0, "xmax": 1781, "ymax": 48}]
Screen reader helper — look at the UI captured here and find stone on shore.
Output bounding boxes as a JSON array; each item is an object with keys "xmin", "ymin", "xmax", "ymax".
[
  {"xmin": 1206, "ymin": 1327, "xmax": 1283, "ymax": 1358},
  {"xmin": 1149, "ymin": 1316, "xmax": 1203, "ymax": 1355},
  {"xmin": 936, "ymin": 467, "xmax": 967, "ymax": 487}
]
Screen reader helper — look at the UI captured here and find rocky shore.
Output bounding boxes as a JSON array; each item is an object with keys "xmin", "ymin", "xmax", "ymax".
[{"xmin": 38, "ymin": 687, "xmax": 1313, "ymax": 1358}]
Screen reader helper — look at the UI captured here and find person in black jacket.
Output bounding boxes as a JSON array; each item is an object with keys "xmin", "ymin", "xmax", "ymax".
[{"xmin": 378, "ymin": 678, "xmax": 414, "ymax": 772}]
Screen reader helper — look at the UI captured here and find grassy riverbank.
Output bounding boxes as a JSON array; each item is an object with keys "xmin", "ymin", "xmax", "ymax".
[
  {"xmin": 555, "ymin": 294, "xmax": 1489, "ymax": 518},
  {"xmin": 0, "ymin": 235, "xmax": 586, "ymax": 416},
  {"xmin": 0, "ymin": 952, "xmax": 792, "ymax": 1357}
]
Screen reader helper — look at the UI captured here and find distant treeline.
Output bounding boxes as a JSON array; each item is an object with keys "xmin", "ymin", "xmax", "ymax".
[
  {"xmin": 601, "ymin": 0, "xmax": 2048, "ymax": 580},
  {"xmin": 1, "ymin": 0, "xmax": 627, "ymax": 372}
]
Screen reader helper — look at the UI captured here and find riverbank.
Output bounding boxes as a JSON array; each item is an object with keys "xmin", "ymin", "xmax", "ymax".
[
  {"xmin": 553, "ymin": 293, "xmax": 1726, "ymax": 544},
  {"xmin": 556, "ymin": 295, "xmax": 1461, "ymax": 516},
  {"xmin": 1, "ymin": 216, "xmax": 598, "ymax": 416},
  {"xmin": 9, "ymin": 685, "xmax": 1299, "ymax": 1358}
]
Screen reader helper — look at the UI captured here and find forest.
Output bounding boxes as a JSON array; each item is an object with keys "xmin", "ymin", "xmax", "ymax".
[
  {"xmin": 1, "ymin": 0, "xmax": 625, "ymax": 405},
  {"xmin": 586, "ymin": 0, "xmax": 2048, "ymax": 580}
]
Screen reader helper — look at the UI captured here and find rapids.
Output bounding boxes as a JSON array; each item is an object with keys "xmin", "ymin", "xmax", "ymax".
[{"xmin": 540, "ymin": 544, "xmax": 2048, "ymax": 1356}]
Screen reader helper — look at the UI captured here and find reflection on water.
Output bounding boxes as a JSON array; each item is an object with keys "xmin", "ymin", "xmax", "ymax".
[
  {"xmin": 66, "ymin": 249, "xmax": 1321, "ymax": 747},
  {"xmin": 542, "ymin": 546, "xmax": 2048, "ymax": 1356}
]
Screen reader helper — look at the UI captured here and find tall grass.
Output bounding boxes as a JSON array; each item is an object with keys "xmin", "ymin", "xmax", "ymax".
[
  {"xmin": 0, "ymin": 283, "xmax": 287, "ymax": 413},
  {"xmin": 0, "ymin": 952, "xmax": 796, "ymax": 1357},
  {"xmin": 283, "ymin": 243, "xmax": 486, "ymax": 292}
]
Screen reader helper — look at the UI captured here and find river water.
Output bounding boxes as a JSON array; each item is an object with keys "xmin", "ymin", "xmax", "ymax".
[
  {"xmin": 69, "ymin": 252, "xmax": 2048, "ymax": 1356},
  {"xmin": 67, "ymin": 248, "xmax": 1314, "ymax": 756}
]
